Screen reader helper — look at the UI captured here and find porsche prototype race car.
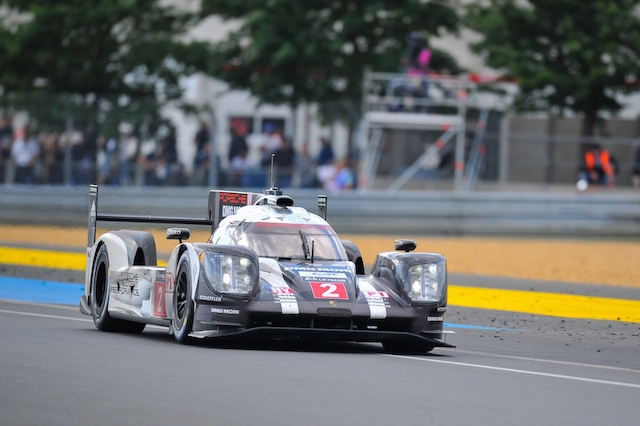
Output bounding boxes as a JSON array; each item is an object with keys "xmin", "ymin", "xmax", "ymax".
[{"xmin": 80, "ymin": 184, "xmax": 454, "ymax": 353}]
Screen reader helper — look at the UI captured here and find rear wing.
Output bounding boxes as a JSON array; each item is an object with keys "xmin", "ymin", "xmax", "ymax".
[{"xmin": 87, "ymin": 185, "xmax": 261, "ymax": 249}]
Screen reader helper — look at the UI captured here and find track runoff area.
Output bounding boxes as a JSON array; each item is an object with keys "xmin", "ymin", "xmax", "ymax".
[
  {"xmin": 1, "ymin": 239, "xmax": 640, "ymax": 426},
  {"xmin": 1, "ymin": 245, "xmax": 639, "ymax": 323}
]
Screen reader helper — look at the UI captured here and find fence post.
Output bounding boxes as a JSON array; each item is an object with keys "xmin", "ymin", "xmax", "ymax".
[{"xmin": 498, "ymin": 114, "xmax": 510, "ymax": 184}]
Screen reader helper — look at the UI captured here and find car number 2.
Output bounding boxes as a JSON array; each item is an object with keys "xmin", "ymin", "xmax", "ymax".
[
  {"xmin": 310, "ymin": 282, "xmax": 348, "ymax": 300},
  {"xmin": 154, "ymin": 283, "xmax": 166, "ymax": 317}
]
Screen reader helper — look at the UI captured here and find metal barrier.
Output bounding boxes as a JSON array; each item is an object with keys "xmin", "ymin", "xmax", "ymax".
[{"xmin": 1, "ymin": 186, "xmax": 638, "ymax": 237}]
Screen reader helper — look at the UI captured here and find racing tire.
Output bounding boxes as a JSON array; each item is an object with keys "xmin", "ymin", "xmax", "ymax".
[
  {"xmin": 91, "ymin": 244, "xmax": 146, "ymax": 333},
  {"xmin": 171, "ymin": 252, "xmax": 194, "ymax": 344},
  {"xmin": 382, "ymin": 340, "xmax": 434, "ymax": 355}
]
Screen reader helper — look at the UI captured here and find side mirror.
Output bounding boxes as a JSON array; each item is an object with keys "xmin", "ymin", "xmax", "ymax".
[
  {"xmin": 167, "ymin": 228, "xmax": 191, "ymax": 243},
  {"xmin": 395, "ymin": 239, "xmax": 416, "ymax": 252}
]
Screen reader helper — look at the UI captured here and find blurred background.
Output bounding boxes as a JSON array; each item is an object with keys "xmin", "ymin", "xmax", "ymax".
[{"xmin": 1, "ymin": 0, "xmax": 640, "ymax": 236}]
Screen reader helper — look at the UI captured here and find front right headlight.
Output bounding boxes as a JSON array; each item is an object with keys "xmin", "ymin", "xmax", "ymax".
[
  {"xmin": 201, "ymin": 251, "xmax": 257, "ymax": 295},
  {"xmin": 405, "ymin": 260, "xmax": 446, "ymax": 303}
]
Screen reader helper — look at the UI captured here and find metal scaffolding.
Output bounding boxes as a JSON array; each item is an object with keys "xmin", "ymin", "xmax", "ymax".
[{"xmin": 357, "ymin": 71, "xmax": 483, "ymax": 192}]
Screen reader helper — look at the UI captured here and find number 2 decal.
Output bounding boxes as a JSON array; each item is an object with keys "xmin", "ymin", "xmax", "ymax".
[
  {"xmin": 154, "ymin": 282, "xmax": 166, "ymax": 317},
  {"xmin": 310, "ymin": 282, "xmax": 348, "ymax": 300}
]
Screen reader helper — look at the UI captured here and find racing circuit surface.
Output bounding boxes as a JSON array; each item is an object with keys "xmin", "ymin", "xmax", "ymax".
[{"xmin": 1, "ymin": 230, "xmax": 640, "ymax": 425}]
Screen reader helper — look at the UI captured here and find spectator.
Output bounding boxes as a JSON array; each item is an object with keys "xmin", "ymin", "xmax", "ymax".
[
  {"xmin": 577, "ymin": 144, "xmax": 617, "ymax": 191},
  {"xmin": 162, "ymin": 126, "xmax": 178, "ymax": 166},
  {"xmin": 333, "ymin": 158, "xmax": 355, "ymax": 191},
  {"xmin": 96, "ymin": 135, "xmax": 117, "ymax": 185},
  {"xmin": 228, "ymin": 121, "xmax": 249, "ymax": 163},
  {"xmin": 317, "ymin": 137, "xmax": 334, "ymax": 166},
  {"xmin": 139, "ymin": 139, "xmax": 159, "ymax": 186},
  {"xmin": 259, "ymin": 125, "xmax": 283, "ymax": 167},
  {"xmin": 273, "ymin": 136, "xmax": 296, "ymax": 187},
  {"xmin": 294, "ymin": 144, "xmax": 316, "ymax": 188},
  {"xmin": 0, "ymin": 116, "xmax": 14, "ymax": 183},
  {"xmin": 193, "ymin": 120, "xmax": 210, "ymax": 165},
  {"xmin": 42, "ymin": 132, "xmax": 64, "ymax": 184},
  {"xmin": 118, "ymin": 123, "xmax": 138, "ymax": 186},
  {"xmin": 11, "ymin": 127, "xmax": 40, "ymax": 184},
  {"xmin": 632, "ymin": 143, "xmax": 640, "ymax": 190},
  {"xmin": 229, "ymin": 146, "xmax": 252, "ymax": 186}
]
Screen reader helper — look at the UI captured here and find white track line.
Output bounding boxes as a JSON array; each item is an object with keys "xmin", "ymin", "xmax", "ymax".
[
  {"xmin": 440, "ymin": 348, "xmax": 640, "ymax": 373},
  {"xmin": 388, "ymin": 354, "xmax": 640, "ymax": 389},
  {"xmin": 0, "ymin": 306, "xmax": 169, "ymax": 331},
  {"xmin": 0, "ymin": 308, "xmax": 92, "ymax": 322}
]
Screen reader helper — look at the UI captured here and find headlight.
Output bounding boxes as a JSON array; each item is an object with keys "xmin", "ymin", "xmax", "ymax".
[
  {"xmin": 405, "ymin": 261, "xmax": 446, "ymax": 302},
  {"xmin": 201, "ymin": 251, "xmax": 257, "ymax": 295}
]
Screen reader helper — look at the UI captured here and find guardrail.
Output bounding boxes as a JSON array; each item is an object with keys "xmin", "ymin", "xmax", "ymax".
[{"xmin": 1, "ymin": 186, "xmax": 639, "ymax": 237}]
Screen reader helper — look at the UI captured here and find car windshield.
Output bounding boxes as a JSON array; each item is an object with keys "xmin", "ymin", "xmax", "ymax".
[{"xmin": 217, "ymin": 222, "xmax": 347, "ymax": 261}]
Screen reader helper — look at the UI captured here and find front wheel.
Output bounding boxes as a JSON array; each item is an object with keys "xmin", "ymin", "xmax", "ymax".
[
  {"xmin": 382, "ymin": 340, "xmax": 434, "ymax": 355},
  {"xmin": 172, "ymin": 252, "xmax": 194, "ymax": 343}
]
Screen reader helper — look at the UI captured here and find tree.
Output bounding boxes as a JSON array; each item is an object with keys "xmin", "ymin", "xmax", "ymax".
[
  {"xmin": 201, "ymin": 0, "xmax": 460, "ymax": 146},
  {"xmin": 0, "ymin": 0, "xmax": 207, "ymax": 138},
  {"xmin": 466, "ymin": 0, "xmax": 640, "ymax": 138}
]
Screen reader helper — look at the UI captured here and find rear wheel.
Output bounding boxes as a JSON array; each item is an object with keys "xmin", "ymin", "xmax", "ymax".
[
  {"xmin": 172, "ymin": 252, "xmax": 194, "ymax": 344},
  {"xmin": 91, "ymin": 244, "xmax": 145, "ymax": 333},
  {"xmin": 382, "ymin": 340, "xmax": 434, "ymax": 355}
]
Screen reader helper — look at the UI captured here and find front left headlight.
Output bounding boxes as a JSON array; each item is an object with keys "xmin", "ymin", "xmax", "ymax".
[
  {"xmin": 405, "ymin": 260, "xmax": 446, "ymax": 303},
  {"xmin": 201, "ymin": 251, "xmax": 257, "ymax": 295}
]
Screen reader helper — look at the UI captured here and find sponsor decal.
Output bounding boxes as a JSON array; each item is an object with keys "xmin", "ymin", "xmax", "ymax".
[
  {"xmin": 166, "ymin": 272, "xmax": 174, "ymax": 292},
  {"xmin": 219, "ymin": 192, "xmax": 247, "ymax": 204},
  {"xmin": 363, "ymin": 291, "xmax": 390, "ymax": 299},
  {"xmin": 287, "ymin": 266, "xmax": 351, "ymax": 273},
  {"xmin": 427, "ymin": 316, "xmax": 444, "ymax": 322},
  {"xmin": 357, "ymin": 281, "xmax": 387, "ymax": 319},
  {"xmin": 310, "ymin": 282, "xmax": 348, "ymax": 300},
  {"xmin": 268, "ymin": 284, "xmax": 299, "ymax": 314},
  {"xmin": 113, "ymin": 271, "xmax": 139, "ymax": 296},
  {"xmin": 199, "ymin": 295, "xmax": 222, "ymax": 302},
  {"xmin": 437, "ymin": 306, "xmax": 446, "ymax": 312},
  {"xmin": 222, "ymin": 205, "xmax": 242, "ymax": 217},
  {"xmin": 210, "ymin": 307, "xmax": 240, "ymax": 315}
]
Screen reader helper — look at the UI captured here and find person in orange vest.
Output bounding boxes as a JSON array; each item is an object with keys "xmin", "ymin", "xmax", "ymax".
[{"xmin": 577, "ymin": 144, "xmax": 616, "ymax": 191}]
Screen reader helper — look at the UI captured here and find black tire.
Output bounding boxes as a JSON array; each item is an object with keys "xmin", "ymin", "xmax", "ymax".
[
  {"xmin": 172, "ymin": 252, "xmax": 194, "ymax": 344},
  {"xmin": 382, "ymin": 340, "xmax": 434, "ymax": 355},
  {"xmin": 91, "ymin": 244, "xmax": 146, "ymax": 333}
]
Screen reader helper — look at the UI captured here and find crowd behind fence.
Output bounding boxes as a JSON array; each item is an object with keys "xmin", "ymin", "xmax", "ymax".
[
  {"xmin": 0, "ymin": 114, "xmax": 357, "ymax": 192},
  {"xmin": 2, "ymin": 113, "xmax": 640, "ymax": 191}
]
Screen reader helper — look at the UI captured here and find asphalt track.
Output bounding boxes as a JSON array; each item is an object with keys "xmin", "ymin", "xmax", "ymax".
[{"xmin": 1, "ymin": 249, "xmax": 640, "ymax": 425}]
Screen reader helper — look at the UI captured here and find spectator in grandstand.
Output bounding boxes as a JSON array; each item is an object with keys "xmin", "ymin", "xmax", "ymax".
[
  {"xmin": 577, "ymin": 144, "xmax": 617, "ymax": 191},
  {"xmin": 11, "ymin": 127, "xmax": 40, "ymax": 184}
]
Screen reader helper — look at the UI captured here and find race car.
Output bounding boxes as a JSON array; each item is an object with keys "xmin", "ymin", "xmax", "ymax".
[{"xmin": 80, "ymin": 184, "xmax": 454, "ymax": 353}]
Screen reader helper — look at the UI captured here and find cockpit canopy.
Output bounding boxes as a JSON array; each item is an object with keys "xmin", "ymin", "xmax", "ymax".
[{"xmin": 211, "ymin": 221, "xmax": 347, "ymax": 261}]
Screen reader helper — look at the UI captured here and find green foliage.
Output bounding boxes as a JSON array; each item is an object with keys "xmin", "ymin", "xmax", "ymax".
[
  {"xmin": 466, "ymin": 0, "xmax": 640, "ymax": 135},
  {"xmin": 202, "ymin": 0, "xmax": 460, "ymax": 118},
  {"xmin": 0, "ymin": 0, "xmax": 207, "ymax": 136}
]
